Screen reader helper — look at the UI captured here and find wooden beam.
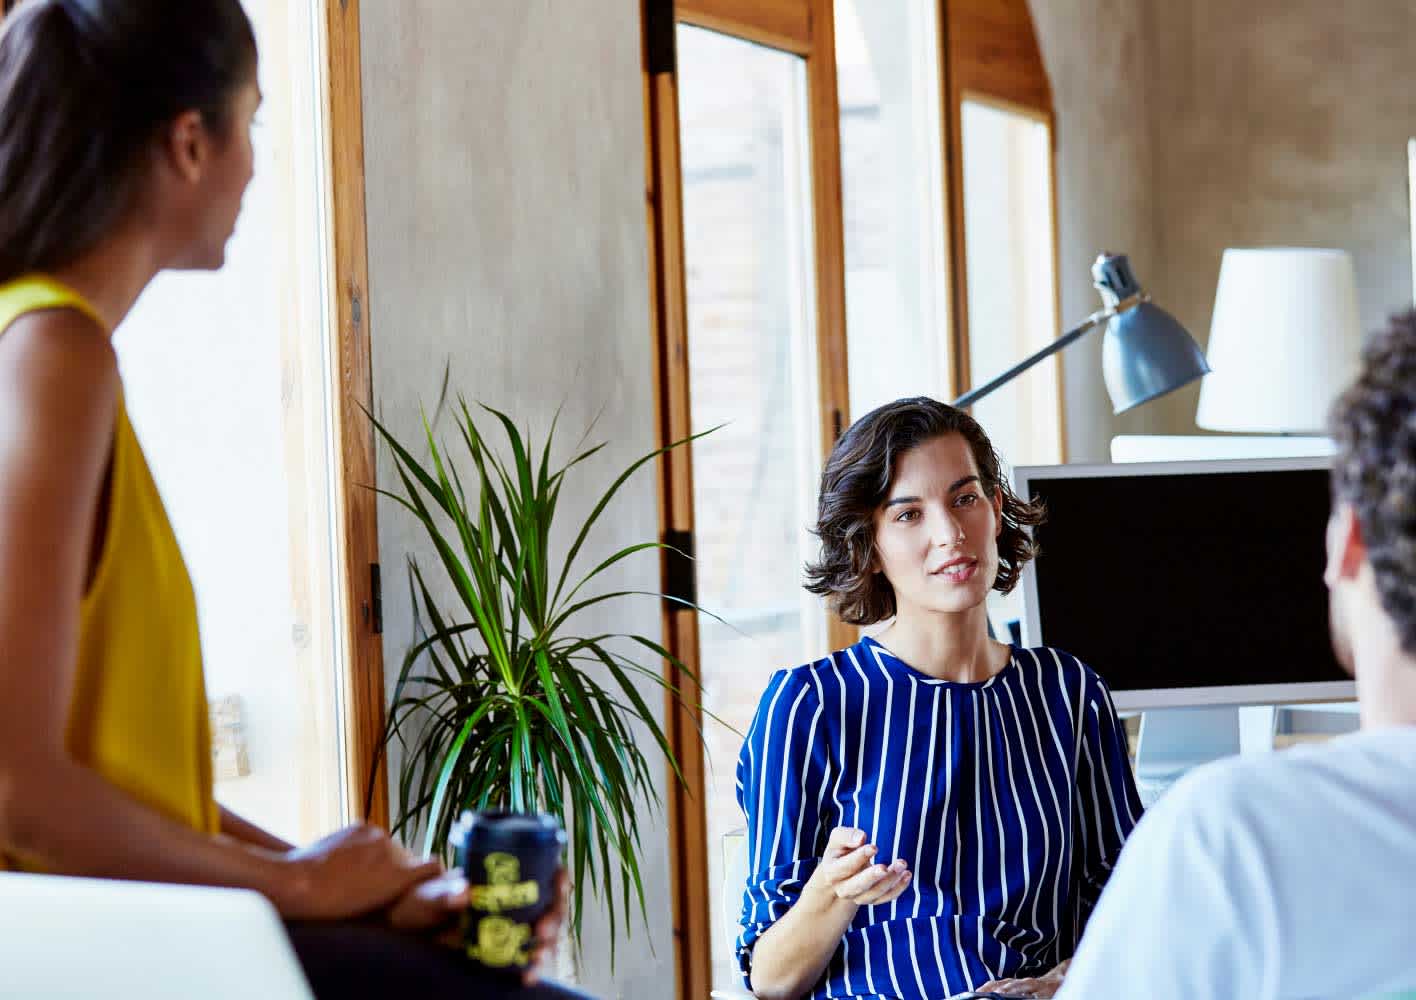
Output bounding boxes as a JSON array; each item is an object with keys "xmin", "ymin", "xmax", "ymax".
[
  {"xmin": 803, "ymin": 0, "xmax": 858, "ymax": 655},
  {"xmin": 940, "ymin": 3, "xmax": 971, "ymax": 400},
  {"xmin": 642, "ymin": 3, "xmax": 711, "ymax": 998},
  {"xmin": 325, "ymin": 0, "xmax": 388, "ymax": 827},
  {"xmin": 676, "ymin": 0, "xmax": 812, "ymax": 56},
  {"xmin": 946, "ymin": 0, "xmax": 1053, "ymax": 114}
]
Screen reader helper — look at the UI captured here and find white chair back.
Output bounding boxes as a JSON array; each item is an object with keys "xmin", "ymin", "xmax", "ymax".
[
  {"xmin": 0, "ymin": 873, "xmax": 315, "ymax": 1000},
  {"xmin": 712, "ymin": 828, "xmax": 755, "ymax": 999}
]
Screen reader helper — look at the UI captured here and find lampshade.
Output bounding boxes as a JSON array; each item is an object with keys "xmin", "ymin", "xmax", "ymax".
[
  {"xmin": 1092, "ymin": 254, "xmax": 1212, "ymax": 414},
  {"xmin": 1196, "ymin": 248, "xmax": 1361, "ymax": 433}
]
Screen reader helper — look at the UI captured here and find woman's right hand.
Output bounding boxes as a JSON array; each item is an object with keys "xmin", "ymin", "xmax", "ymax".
[
  {"xmin": 805, "ymin": 826, "xmax": 912, "ymax": 908},
  {"xmin": 279, "ymin": 823, "xmax": 443, "ymax": 921}
]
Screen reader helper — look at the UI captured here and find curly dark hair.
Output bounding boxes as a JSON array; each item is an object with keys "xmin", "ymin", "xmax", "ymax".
[
  {"xmin": 1329, "ymin": 308, "xmax": 1416, "ymax": 654},
  {"xmin": 804, "ymin": 397, "xmax": 1046, "ymax": 625}
]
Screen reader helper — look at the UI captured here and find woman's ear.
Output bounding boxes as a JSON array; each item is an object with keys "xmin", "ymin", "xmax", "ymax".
[
  {"xmin": 993, "ymin": 486, "xmax": 1004, "ymax": 537},
  {"xmin": 161, "ymin": 110, "xmax": 210, "ymax": 184}
]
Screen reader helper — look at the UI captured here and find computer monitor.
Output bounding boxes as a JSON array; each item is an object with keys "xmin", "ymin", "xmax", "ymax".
[{"xmin": 1013, "ymin": 456, "xmax": 1356, "ymax": 711}]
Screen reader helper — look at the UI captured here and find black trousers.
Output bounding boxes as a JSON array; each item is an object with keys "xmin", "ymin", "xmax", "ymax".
[{"xmin": 285, "ymin": 921, "xmax": 594, "ymax": 999}]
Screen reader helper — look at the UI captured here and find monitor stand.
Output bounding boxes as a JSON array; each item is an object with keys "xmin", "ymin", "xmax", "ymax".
[{"xmin": 1134, "ymin": 706, "xmax": 1277, "ymax": 786}]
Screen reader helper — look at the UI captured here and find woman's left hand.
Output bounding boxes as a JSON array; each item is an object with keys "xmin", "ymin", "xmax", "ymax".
[
  {"xmin": 976, "ymin": 959, "xmax": 1069, "ymax": 998},
  {"xmin": 386, "ymin": 868, "xmax": 469, "ymax": 933}
]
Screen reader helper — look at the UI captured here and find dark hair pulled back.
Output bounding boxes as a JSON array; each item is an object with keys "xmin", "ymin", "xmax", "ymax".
[{"xmin": 0, "ymin": 0, "xmax": 257, "ymax": 282}]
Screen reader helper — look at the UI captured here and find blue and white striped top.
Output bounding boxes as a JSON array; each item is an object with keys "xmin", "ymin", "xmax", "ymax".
[{"xmin": 736, "ymin": 636, "xmax": 1142, "ymax": 999}]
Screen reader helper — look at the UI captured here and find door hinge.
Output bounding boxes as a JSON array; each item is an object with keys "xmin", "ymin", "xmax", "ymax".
[
  {"xmin": 645, "ymin": 0, "xmax": 676, "ymax": 75},
  {"xmin": 662, "ymin": 528, "xmax": 696, "ymax": 611},
  {"xmin": 370, "ymin": 562, "xmax": 383, "ymax": 635}
]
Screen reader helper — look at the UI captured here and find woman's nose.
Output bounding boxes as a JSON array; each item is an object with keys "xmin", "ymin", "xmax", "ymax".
[{"xmin": 934, "ymin": 512, "xmax": 966, "ymax": 547}]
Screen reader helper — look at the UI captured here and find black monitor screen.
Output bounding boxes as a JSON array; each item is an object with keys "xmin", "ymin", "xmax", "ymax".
[{"xmin": 1025, "ymin": 466, "xmax": 1349, "ymax": 692}]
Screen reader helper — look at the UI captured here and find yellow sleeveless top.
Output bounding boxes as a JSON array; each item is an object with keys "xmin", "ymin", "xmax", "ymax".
[{"xmin": 0, "ymin": 275, "xmax": 218, "ymax": 871}]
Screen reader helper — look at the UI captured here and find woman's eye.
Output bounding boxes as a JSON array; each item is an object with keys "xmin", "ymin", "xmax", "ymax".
[
  {"xmin": 896, "ymin": 509, "xmax": 920, "ymax": 523},
  {"xmin": 955, "ymin": 493, "xmax": 978, "ymax": 507}
]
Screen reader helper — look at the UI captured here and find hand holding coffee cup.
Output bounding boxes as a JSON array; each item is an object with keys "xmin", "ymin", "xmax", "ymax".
[{"xmin": 451, "ymin": 811, "xmax": 568, "ymax": 979}]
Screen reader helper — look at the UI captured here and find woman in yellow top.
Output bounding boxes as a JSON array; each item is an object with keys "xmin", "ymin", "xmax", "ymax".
[{"xmin": 0, "ymin": 2, "xmax": 575, "ymax": 997}]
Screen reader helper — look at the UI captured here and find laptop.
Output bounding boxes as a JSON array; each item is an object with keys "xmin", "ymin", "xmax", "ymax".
[{"xmin": 0, "ymin": 872, "xmax": 315, "ymax": 999}]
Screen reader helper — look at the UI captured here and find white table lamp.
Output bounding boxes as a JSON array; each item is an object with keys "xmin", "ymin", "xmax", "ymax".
[{"xmin": 1196, "ymin": 247, "xmax": 1362, "ymax": 433}]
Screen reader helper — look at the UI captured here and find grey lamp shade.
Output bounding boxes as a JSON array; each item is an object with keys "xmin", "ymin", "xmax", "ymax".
[{"xmin": 1093, "ymin": 253, "xmax": 1211, "ymax": 414}]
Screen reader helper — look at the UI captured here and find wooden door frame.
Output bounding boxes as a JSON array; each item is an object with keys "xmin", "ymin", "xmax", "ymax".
[
  {"xmin": 642, "ymin": 1, "xmax": 853, "ymax": 997},
  {"xmin": 645, "ymin": 2, "xmax": 1067, "ymax": 996},
  {"xmin": 325, "ymin": 0, "xmax": 388, "ymax": 826}
]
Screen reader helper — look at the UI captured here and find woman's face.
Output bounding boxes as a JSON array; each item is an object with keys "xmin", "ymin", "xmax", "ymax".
[
  {"xmin": 195, "ymin": 78, "xmax": 261, "ymax": 268},
  {"xmin": 156, "ymin": 74, "xmax": 261, "ymax": 271},
  {"xmin": 872, "ymin": 432, "xmax": 1003, "ymax": 618}
]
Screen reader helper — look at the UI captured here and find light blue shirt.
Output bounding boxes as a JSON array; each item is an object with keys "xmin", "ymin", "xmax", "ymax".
[{"xmin": 1060, "ymin": 726, "xmax": 1416, "ymax": 1000}]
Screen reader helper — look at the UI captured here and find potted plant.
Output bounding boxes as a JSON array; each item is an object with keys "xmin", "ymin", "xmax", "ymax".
[{"xmin": 366, "ymin": 392, "xmax": 711, "ymax": 954}]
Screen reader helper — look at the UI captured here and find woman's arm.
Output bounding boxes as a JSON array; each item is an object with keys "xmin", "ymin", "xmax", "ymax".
[
  {"xmin": 219, "ymin": 807, "xmax": 294, "ymax": 854},
  {"xmin": 748, "ymin": 827, "xmax": 912, "ymax": 1000},
  {"xmin": 0, "ymin": 315, "xmax": 436, "ymax": 919},
  {"xmin": 733, "ymin": 670, "xmax": 914, "ymax": 1000}
]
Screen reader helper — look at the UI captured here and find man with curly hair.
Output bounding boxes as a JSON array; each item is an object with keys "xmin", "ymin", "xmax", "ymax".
[{"xmin": 1057, "ymin": 310, "xmax": 1416, "ymax": 1000}]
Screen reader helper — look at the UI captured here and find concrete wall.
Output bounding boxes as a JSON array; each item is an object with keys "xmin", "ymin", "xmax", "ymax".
[
  {"xmin": 1140, "ymin": 0, "xmax": 1416, "ymax": 435},
  {"xmin": 1028, "ymin": 0, "xmax": 1167, "ymax": 461},
  {"xmin": 359, "ymin": 2, "xmax": 671, "ymax": 996},
  {"xmin": 1032, "ymin": 0, "xmax": 1416, "ymax": 450}
]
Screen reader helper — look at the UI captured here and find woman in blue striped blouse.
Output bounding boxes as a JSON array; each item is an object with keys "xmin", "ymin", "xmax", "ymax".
[{"xmin": 736, "ymin": 398, "xmax": 1142, "ymax": 1000}]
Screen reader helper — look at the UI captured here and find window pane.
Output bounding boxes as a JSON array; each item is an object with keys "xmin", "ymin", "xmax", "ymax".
[
  {"xmin": 836, "ymin": 0, "xmax": 953, "ymax": 418},
  {"xmin": 962, "ymin": 99, "xmax": 1063, "ymax": 470},
  {"xmin": 675, "ymin": 25, "xmax": 828, "ymax": 992},
  {"xmin": 113, "ymin": 0, "xmax": 346, "ymax": 844}
]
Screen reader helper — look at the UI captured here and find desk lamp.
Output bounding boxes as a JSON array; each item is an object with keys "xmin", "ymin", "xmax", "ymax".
[
  {"xmin": 954, "ymin": 252, "xmax": 1209, "ymax": 645},
  {"xmin": 953, "ymin": 252, "xmax": 1210, "ymax": 411}
]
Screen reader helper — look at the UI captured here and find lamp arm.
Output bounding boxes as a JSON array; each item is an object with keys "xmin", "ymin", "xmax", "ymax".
[{"xmin": 951, "ymin": 305, "xmax": 1116, "ymax": 409}]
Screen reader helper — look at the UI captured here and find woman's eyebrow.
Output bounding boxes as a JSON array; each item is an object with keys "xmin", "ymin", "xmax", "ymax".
[{"xmin": 883, "ymin": 476, "xmax": 980, "ymax": 507}]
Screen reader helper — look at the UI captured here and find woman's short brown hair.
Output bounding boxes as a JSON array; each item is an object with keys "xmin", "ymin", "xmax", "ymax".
[{"xmin": 804, "ymin": 397, "xmax": 1046, "ymax": 625}]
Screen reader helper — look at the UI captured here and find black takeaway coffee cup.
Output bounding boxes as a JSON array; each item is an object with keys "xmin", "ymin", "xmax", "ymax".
[{"xmin": 451, "ymin": 811, "xmax": 566, "ymax": 976}]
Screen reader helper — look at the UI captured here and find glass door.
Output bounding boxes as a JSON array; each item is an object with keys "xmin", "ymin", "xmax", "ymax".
[
  {"xmin": 674, "ymin": 24, "xmax": 831, "ymax": 992},
  {"xmin": 960, "ymin": 96, "xmax": 1063, "ymax": 471},
  {"xmin": 113, "ymin": 0, "xmax": 349, "ymax": 844}
]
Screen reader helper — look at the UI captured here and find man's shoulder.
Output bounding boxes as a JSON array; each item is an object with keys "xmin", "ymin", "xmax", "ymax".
[{"xmin": 1153, "ymin": 726, "xmax": 1416, "ymax": 848}]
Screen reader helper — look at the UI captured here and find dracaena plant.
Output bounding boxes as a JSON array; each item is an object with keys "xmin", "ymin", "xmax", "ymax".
[{"xmin": 365, "ymin": 393, "xmax": 714, "ymax": 954}]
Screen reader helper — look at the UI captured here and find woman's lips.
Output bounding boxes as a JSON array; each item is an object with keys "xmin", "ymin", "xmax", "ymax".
[{"xmin": 930, "ymin": 559, "xmax": 978, "ymax": 583}]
